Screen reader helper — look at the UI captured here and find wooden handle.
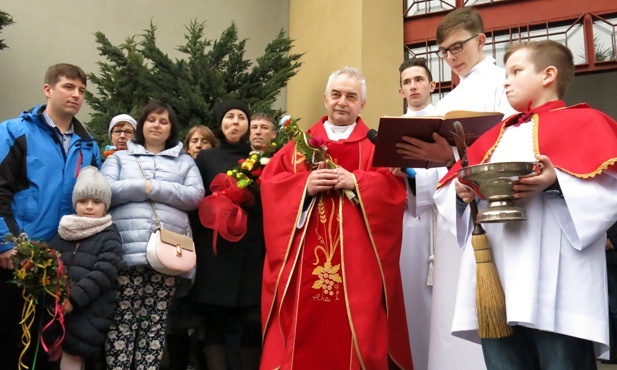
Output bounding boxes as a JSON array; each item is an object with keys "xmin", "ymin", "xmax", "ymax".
[
  {"xmin": 452, "ymin": 121, "xmax": 468, "ymax": 167},
  {"xmin": 452, "ymin": 121, "xmax": 480, "ymax": 225}
]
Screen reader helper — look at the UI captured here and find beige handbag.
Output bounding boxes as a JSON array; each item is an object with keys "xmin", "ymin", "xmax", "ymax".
[
  {"xmin": 138, "ymin": 157, "xmax": 196, "ymax": 276},
  {"xmin": 146, "ymin": 226, "xmax": 196, "ymax": 276}
]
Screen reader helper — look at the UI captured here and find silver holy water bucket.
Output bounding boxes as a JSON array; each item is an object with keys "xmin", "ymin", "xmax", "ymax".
[{"xmin": 457, "ymin": 161, "xmax": 541, "ymax": 222}]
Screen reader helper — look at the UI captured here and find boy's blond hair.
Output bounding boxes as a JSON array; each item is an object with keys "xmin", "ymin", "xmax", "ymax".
[
  {"xmin": 436, "ymin": 7, "xmax": 484, "ymax": 45},
  {"xmin": 504, "ymin": 40, "xmax": 574, "ymax": 98}
]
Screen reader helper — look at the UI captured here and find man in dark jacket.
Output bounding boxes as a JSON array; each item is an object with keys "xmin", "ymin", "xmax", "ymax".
[{"xmin": 0, "ymin": 63, "xmax": 101, "ymax": 370}]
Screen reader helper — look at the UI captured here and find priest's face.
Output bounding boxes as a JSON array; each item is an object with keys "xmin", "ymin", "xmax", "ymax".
[{"xmin": 324, "ymin": 74, "xmax": 366, "ymax": 126}]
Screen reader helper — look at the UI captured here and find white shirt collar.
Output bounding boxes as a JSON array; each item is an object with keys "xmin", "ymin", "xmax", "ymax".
[
  {"xmin": 323, "ymin": 120, "xmax": 357, "ymax": 141},
  {"xmin": 403, "ymin": 104, "xmax": 438, "ymax": 117}
]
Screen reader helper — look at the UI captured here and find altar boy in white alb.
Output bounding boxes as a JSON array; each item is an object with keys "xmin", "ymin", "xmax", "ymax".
[
  {"xmin": 436, "ymin": 40, "xmax": 617, "ymax": 369},
  {"xmin": 395, "ymin": 7, "xmax": 516, "ymax": 370},
  {"xmin": 395, "ymin": 57, "xmax": 438, "ymax": 370},
  {"xmin": 433, "ymin": 8, "xmax": 516, "ymax": 117}
]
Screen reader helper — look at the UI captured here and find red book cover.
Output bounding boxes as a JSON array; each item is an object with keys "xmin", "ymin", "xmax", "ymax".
[{"xmin": 372, "ymin": 111, "xmax": 503, "ymax": 168}]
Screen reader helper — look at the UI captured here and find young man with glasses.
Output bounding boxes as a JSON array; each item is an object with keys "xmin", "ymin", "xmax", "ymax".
[
  {"xmin": 108, "ymin": 114, "xmax": 137, "ymax": 151},
  {"xmin": 395, "ymin": 7, "xmax": 517, "ymax": 370},
  {"xmin": 434, "ymin": 7, "xmax": 516, "ymax": 117},
  {"xmin": 397, "ymin": 8, "xmax": 516, "ymax": 170}
]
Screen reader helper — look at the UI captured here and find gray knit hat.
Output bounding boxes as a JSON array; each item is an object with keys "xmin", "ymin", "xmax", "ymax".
[{"xmin": 72, "ymin": 166, "xmax": 112, "ymax": 210}]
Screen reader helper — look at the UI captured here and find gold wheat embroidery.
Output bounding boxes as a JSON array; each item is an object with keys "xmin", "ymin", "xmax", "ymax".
[{"xmin": 311, "ymin": 195, "xmax": 342, "ymax": 302}]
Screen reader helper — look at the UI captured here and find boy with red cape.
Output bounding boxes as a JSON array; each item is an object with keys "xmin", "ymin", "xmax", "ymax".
[{"xmin": 436, "ymin": 41, "xmax": 617, "ymax": 368}]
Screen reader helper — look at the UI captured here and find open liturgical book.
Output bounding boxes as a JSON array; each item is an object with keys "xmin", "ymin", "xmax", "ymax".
[{"xmin": 371, "ymin": 110, "xmax": 504, "ymax": 168}]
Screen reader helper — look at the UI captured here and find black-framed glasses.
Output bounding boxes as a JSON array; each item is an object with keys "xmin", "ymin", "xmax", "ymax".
[
  {"xmin": 111, "ymin": 129, "xmax": 135, "ymax": 137},
  {"xmin": 436, "ymin": 34, "xmax": 479, "ymax": 58}
]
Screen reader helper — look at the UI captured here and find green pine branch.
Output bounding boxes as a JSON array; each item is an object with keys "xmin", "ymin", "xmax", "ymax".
[
  {"xmin": 0, "ymin": 10, "xmax": 15, "ymax": 50},
  {"xmin": 86, "ymin": 20, "xmax": 303, "ymax": 147}
]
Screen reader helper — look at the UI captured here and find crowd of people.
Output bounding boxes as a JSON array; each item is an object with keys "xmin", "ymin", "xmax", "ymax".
[{"xmin": 1, "ymin": 6, "xmax": 617, "ymax": 370}]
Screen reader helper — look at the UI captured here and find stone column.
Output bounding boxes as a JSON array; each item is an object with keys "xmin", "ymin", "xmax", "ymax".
[{"xmin": 287, "ymin": 0, "xmax": 404, "ymax": 128}]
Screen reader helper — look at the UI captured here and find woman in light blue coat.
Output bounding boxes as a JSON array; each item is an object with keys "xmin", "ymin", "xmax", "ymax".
[{"xmin": 101, "ymin": 101, "xmax": 204, "ymax": 370}]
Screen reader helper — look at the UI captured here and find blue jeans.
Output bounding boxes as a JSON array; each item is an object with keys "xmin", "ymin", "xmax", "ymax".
[{"xmin": 481, "ymin": 325, "xmax": 597, "ymax": 370}]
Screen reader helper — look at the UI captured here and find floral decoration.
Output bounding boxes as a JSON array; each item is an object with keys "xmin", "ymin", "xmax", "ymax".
[
  {"xmin": 282, "ymin": 116, "xmax": 331, "ymax": 167},
  {"xmin": 199, "ymin": 120, "xmax": 288, "ymax": 252},
  {"xmin": 282, "ymin": 116, "xmax": 358, "ymax": 204},
  {"xmin": 226, "ymin": 141, "xmax": 279, "ymax": 192},
  {"xmin": 8, "ymin": 233, "xmax": 69, "ymax": 369}
]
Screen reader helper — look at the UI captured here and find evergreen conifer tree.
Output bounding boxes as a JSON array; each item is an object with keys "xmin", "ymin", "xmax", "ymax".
[{"xmin": 86, "ymin": 20, "xmax": 303, "ymax": 145}]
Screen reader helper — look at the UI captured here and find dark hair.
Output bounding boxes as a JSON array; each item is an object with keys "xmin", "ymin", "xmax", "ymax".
[
  {"xmin": 133, "ymin": 101, "xmax": 180, "ymax": 150},
  {"xmin": 44, "ymin": 63, "xmax": 87, "ymax": 86},
  {"xmin": 436, "ymin": 7, "xmax": 484, "ymax": 45},
  {"xmin": 504, "ymin": 40, "xmax": 574, "ymax": 98},
  {"xmin": 251, "ymin": 112, "xmax": 276, "ymax": 130},
  {"xmin": 399, "ymin": 57, "xmax": 433, "ymax": 86},
  {"xmin": 183, "ymin": 125, "xmax": 219, "ymax": 152}
]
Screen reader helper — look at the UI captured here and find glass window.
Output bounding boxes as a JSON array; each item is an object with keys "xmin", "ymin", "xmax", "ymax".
[
  {"xmin": 463, "ymin": 0, "xmax": 512, "ymax": 5},
  {"xmin": 404, "ymin": 0, "xmax": 454, "ymax": 17},
  {"xmin": 405, "ymin": 44, "xmax": 451, "ymax": 84},
  {"xmin": 592, "ymin": 14, "xmax": 617, "ymax": 62}
]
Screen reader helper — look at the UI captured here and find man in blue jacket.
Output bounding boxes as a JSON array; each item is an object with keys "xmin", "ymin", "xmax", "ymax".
[{"xmin": 0, "ymin": 63, "xmax": 101, "ymax": 369}]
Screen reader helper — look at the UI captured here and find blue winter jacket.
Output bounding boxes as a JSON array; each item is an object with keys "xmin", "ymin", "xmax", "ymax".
[{"xmin": 0, "ymin": 105, "xmax": 101, "ymax": 252}]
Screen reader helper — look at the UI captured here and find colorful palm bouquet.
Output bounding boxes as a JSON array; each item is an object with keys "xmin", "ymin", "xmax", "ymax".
[
  {"xmin": 8, "ymin": 233, "xmax": 69, "ymax": 368},
  {"xmin": 199, "ymin": 122, "xmax": 288, "ymax": 254},
  {"xmin": 226, "ymin": 141, "xmax": 279, "ymax": 192},
  {"xmin": 282, "ymin": 116, "xmax": 358, "ymax": 204}
]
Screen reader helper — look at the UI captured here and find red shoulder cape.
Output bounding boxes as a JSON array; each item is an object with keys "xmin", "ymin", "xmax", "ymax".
[{"xmin": 438, "ymin": 101, "xmax": 617, "ymax": 187}]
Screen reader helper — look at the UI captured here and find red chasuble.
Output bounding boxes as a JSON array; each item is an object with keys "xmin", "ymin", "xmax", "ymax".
[
  {"xmin": 438, "ymin": 100, "xmax": 617, "ymax": 187},
  {"xmin": 260, "ymin": 117, "xmax": 413, "ymax": 370}
]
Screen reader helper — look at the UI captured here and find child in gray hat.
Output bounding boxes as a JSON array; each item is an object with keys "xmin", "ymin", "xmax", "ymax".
[{"xmin": 48, "ymin": 166, "xmax": 123, "ymax": 369}]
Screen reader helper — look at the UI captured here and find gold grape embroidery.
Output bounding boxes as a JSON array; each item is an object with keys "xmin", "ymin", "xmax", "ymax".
[{"xmin": 311, "ymin": 195, "xmax": 342, "ymax": 302}]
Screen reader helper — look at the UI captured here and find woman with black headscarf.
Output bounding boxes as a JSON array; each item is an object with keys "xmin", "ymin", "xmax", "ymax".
[{"xmin": 190, "ymin": 100, "xmax": 264, "ymax": 370}]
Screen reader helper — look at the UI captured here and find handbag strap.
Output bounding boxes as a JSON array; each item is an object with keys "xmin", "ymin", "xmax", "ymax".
[{"xmin": 136, "ymin": 157, "xmax": 162, "ymax": 228}]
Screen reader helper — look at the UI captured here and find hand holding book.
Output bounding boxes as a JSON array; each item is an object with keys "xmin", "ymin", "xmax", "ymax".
[
  {"xmin": 372, "ymin": 111, "xmax": 503, "ymax": 168},
  {"xmin": 396, "ymin": 131, "xmax": 454, "ymax": 166}
]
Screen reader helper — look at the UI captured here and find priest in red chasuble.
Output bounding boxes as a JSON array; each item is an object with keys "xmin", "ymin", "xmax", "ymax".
[{"xmin": 260, "ymin": 67, "xmax": 413, "ymax": 370}]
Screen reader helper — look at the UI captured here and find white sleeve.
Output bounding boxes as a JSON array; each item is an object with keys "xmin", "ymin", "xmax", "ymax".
[
  {"xmin": 434, "ymin": 180, "xmax": 472, "ymax": 249},
  {"xmin": 548, "ymin": 170, "xmax": 617, "ymax": 250},
  {"xmin": 407, "ymin": 167, "xmax": 446, "ymax": 217}
]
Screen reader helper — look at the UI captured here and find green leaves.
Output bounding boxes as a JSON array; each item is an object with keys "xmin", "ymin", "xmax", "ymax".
[
  {"xmin": 0, "ymin": 10, "xmax": 14, "ymax": 50},
  {"xmin": 85, "ymin": 20, "xmax": 303, "ymax": 147}
]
